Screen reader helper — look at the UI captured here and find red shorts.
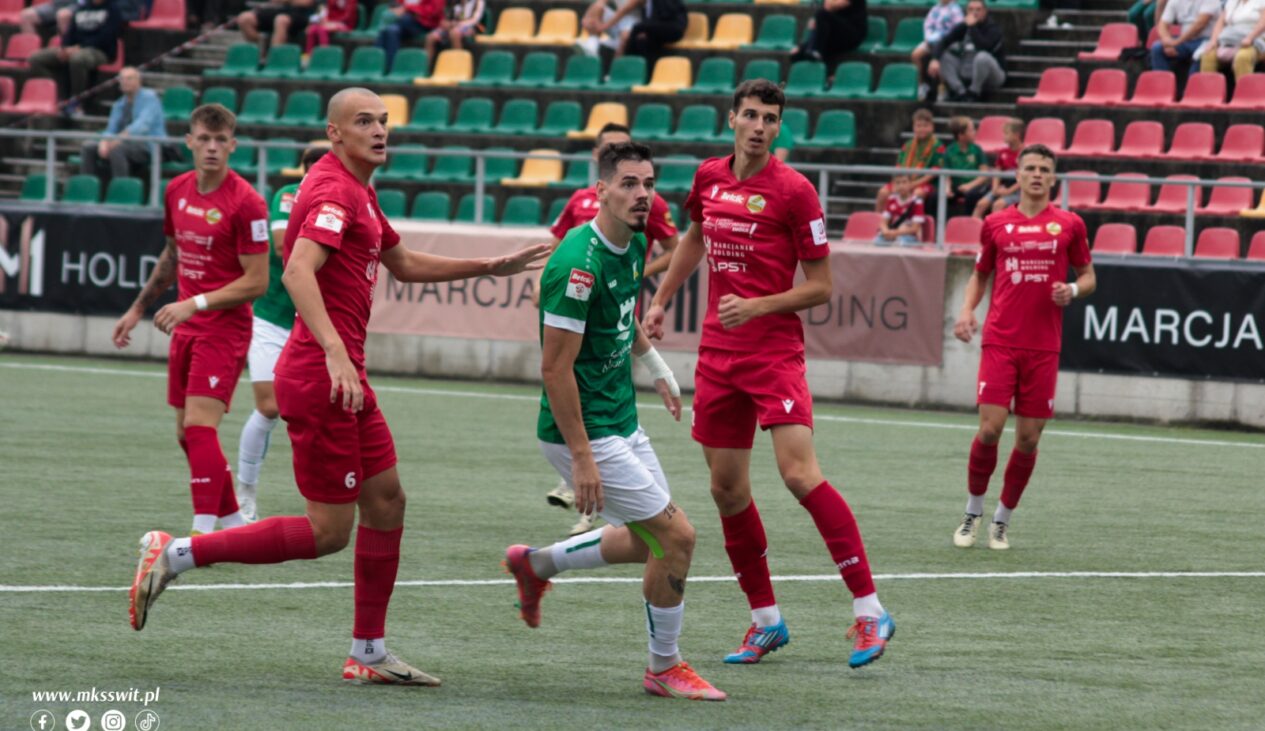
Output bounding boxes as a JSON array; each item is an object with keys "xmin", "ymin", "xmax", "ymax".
[
  {"xmin": 691, "ymin": 347, "xmax": 814, "ymax": 450},
  {"xmin": 166, "ymin": 331, "xmax": 248, "ymax": 409},
  {"xmin": 976, "ymin": 345, "xmax": 1059, "ymax": 419},
  {"xmin": 275, "ymin": 374, "xmax": 397, "ymax": 504}
]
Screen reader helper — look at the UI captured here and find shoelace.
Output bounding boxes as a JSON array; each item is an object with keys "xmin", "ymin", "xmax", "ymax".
[
  {"xmin": 958, "ymin": 515, "xmax": 978, "ymax": 535},
  {"xmin": 993, "ymin": 523, "xmax": 1007, "ymax": 541},
  {"xmin": 846, "ymin": 618, "xmax": 877, "ymax": 645}
]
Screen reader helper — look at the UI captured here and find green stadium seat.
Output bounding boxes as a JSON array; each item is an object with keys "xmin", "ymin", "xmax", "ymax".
[
  {"xmin": 742, "ymin": 58, "xmax": 781, "ymax": 83},
  {"xmin": 449, "ymin": 97, "xmax": 494, "ymax": 133},
  {"xmin": 277, "ymin": 91, "xmax": 322, "ymax": 127},
  {"xmin": 631, "ymin": 103, "xmax": 672, "ymax": 141},
  {"xmin": 781, "ymin": 108, "xmax": 808, "ymax": 142},
  {"xmin": 552, "ymin": 159, "xmax": 591, "ymax": 189},
  {"xmin": 20, "ymin": 174, "xmax": 49, "ymax": 201},
  {"xmin": 508, "ymin": 51, "xmax": 557, "ymax": 88},
  {"xmin": 410, "ymin": 191, "xmax": 451, "ymax": 220},
  {"xmin": 824, "ymin": 61, "xmax": 872, "ymax": 99},
  {"xmin": 668, "ymin": 202, "xmax": 686, "ymax": 231},
  {"xmin": 236, "ymin": 89, "xmax": 280, "ymax": 124},
  {"xmin": 200, "ymin": 86, "xmax": 238, "ymax": 113},
  {"xmin": 205, "ymin": 43, "xmax": 258, "ymax": 78},
  {"xmin": 162, "ymin": 145, "xmax": 191, "ymax": 174},
  {"xmin": 376, "ymin": 188, "xmax": 407, "ymax": 218},
  {"xmin": 684, "ymin": 57, "xmax": 734, "ymax": 95},
  {"xmin": 377, "ymin": 146, "xmax": 429, "ymax": 181},
  {"xmin": 161, "ymin": 86, "xmax": 195, "ymax": 121},
  {"xmin": 881, "ymin": 17, "xmax": 923, "ymax": 55},
  {"xmin": 869, "ymin": 63, "xmax": 918, "ymax": 100},
  {"xmin": 343, "ymin": 46, "xmax": 387, "ymax": 82},
  {"xmin": 857, "ymin": 16, "xmax": 888, "ymax": 53},
  {"xmin": 63, "ymin": 175, "xmax": 101, "ymax": 204},
  {"xmin": 494, "ymin": 99, "xmax": 538, "ymax": 134},
  {"xmin": 743, "ymin": 14, "xmax": 796, "ymax": 51},
  {"xmin": 556, "ymin": 54, "xmax": 601, "ymax": 90},
  {"xmin": 386, "ymin": 48, "xmax": 427, "ymax": 83},
  {"xmin": 990, "ymin": 0, "xmax": 1037, "ymax": 7},
  {"xmin": 455, "ymin": 193, "xmax": 496, "ymax": 223},
  {"xmin": 547, "ymin": 196, "xmax": 567, "ymax": 223},
  {"xmin": 346, "ymin": 3, "xmax": 393, "ymax": 39},
  {"xmin": 501, "ymin": 195, "xmax": 542, "ymax": 225},
  {"xmin": 604, "ymin": 56, "xmax": 647, "ymax": 91},
  {"xmin": 538, "ymin": 101, "xmax": 581, "ymax": 135},
  {"xmin": 263, "ymin": 139, "xmax": 299, "ymax": 174},
  {"xmin": 425, "ymin": 146, "xmax": 474, "ymax": 182},
  {"xmin": 304, "ymin": 45, "xmax": 344, "ymax": 79},
  {"xmin": 802, "ymin": 110, "xmax": 856, "ymax": 148},
  {"xmin": 230, "ymin": 136, "xmax": 258, "ymax": 175},
  {"xmin": 256, "ymin": 44, "xmax": 302, "ymax": 78},
  {"xmin": 669, "ymin": 104, "xmax": 719, "ymax": 142},
  {"xmin": 482, "ymin": 147, "xmax": 519, "ymax": 182},
  {"xmin": 103, "ymin": 176, "xmax": 144, "ymax": 206},
  {"xmin": 657, "ymin": 155, "xmax": 697, "ymax": 194},
  {"xmin": 463, "ymin": 50, "xmax": 515, "ymax": 87},
  {"xmin": 402, "ymin": 96, "xmax": 450, "ymax": 132},
  {"xmin": 784, "ymin": 60, "xmax": 826, "ymax": 97}
]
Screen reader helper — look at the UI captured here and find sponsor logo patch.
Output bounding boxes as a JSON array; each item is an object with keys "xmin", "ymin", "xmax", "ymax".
[
  {"xmin": 1046, "ymin": 222, "xmax": 1063, "ymax": 236},
  {"xmin": 280, "ymin": 191, "xmax": 295, "ymax": 214},
  {"xmin": 782, "ymin": 398, "xmax": 795, "ymax": 413},
  {"xmin": 746, "ymin": 194, "xmax": 766, "ymax": 214},
  {"xmin": 314, "ymin": 203, "xmax": 347, "ymax": 233},
  {"xmin": 250, "ymin": 219, "xmax": 269, "ymax": 242},
  {"xmin": 565, "ymin": 268, "xmax": 595, "ymax": 301},
  {"xmin": 810, "ymin": 217, "xmax": 828, "ymax": 246},
  {"xmin": 205, "ymin": 208, "xmax": 222, "ymax": 225},
  {"xmin": 1004, "ymin": 223, "xmax": 1014, "ymax": 234}
]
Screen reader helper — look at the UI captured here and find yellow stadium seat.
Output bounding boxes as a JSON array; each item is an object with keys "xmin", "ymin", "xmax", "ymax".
[
  {"xmin": 567, "ymin": 102, "xmax": 628, "ymax": 140},
  {"xmin": 668, "ymin": 12, "xmax": 710, "ymax": 50},
  {"xmin": 381, "ymin": 94, "xmax": 409, "ymax": 129},
  {"xmin": 503, "ymin": 149, "xmax": 563, "ymax": 187},
  {"xmin": 535, "ymin": 9, "xmax": 578, "ymax": 45},
  {"xmin": 704, "ymin": 14, "xmax": 753, "ymax": 49},
  {"xmin": 632, "ymin": 56, "xmax": 692, "ymax": 94},
  {"xmin": 1241, "ymin": 189, "xmax": 1265, "ymax": 218},
  {"xmin": 414, "ymin": 49, "xmax": 472, "ymax": 86},
  {"xmin": 476, "ymin": 8, "xmax": 535, "ymax": 44}
]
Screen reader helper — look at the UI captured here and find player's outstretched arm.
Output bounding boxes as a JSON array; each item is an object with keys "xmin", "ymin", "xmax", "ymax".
[
  {"xmin": 954, "ymin": 270, "xmax": 990, "ymax": 342},
  {"xmin": 1052, "ymin": 263, "xmax": 1096, "ymax": 307},
  {"xmin": 380, "ymin": 242, "xmax": 552, "ymax": 283},
  {"xmin": 283, "ymin": 237, "xmax": 363, "ymax": 412},
  {"xmin": 643, "ymin": 231, "xmax": 680, "ymax": 279},
  {"xmin": 644, "ymin": 224, "xmax": 705, "ymax": 339},
  {"xmin": 152, "ymin": 253, "xmax": 268, "ymax": 335},
  {"xmin": 541, "ymin": 325, "xmax": 604, "ymax": 514},
  {"xmin": 113, "ymin": 236, "xmax": 179, "ymax": 348},
  {"xmin": 632, "ymin": 321, "xmax": 681, "ymax": 421},
  {"xmin": 717, "ymin": 255, "xmax": 832, "ymax": 330}
]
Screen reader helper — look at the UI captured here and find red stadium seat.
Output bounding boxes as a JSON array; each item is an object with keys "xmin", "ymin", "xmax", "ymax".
[
  {"xmin": 1141, "ymin": 226, "xmax": 1186, "ymax": 256},
  {"xmin": 1078, "ymin": 23, "xmax": 1139, "ymax": 62},
  {"xmin": 0, "ymin": 33, "xmax": 41, "ymax": 68},
  {"xmin": 1079, "ymin": 68, "xmax": 1128, "ymax": 105},
  {"xmin": 1091, "ymin": 223, "xmax": 1137, "ymax": 254},
  {"xmin": 1166, "ymin": 123, "xmax": 1215, "ymax": 161},
  {"xmin": 944, "ymin": 216, "xmax": 983, "ymax": 250},
  {"xmin": 1063, "ymin": 170, "xmax": 1101, "ymax": 208},
  {"xmin": 1065, "ymin": 119, "xmax": 1115, "ymax": 157},
  {"xmin": 1122, "ymin": 71, "xmax": 1176, "ymax": 107},
  {"xmin": 1197, "ymin": 177, "xmax": 1254, "ymax": 215},
  {"xmin": 1212, "ymin": 124, "xmax": 1265, "ymax": 162},
  {"xmin": 1113, "ymin": 121, "xmax": 1164, "ymax": 158},
  {"xmin": 1172, "ymin": 72, "xmax": 1226, "ymax": 109},
  {"xmin": 975, "ymin": 115, "xmax": 1011, "ymax": 155},
  {"xmin": 132, "ymin": 0, "xmax": 186, "ymax": 29},
  {"xmin": 1018, "ymin": 67, "xmax": 1078, "ymax": 105},
  {"xmin": 841, "ymin": 211, "xmax": 881, "ymax": 243},
  {"xmin": 1227, "ymin": 74, "xmax": 1265, "ymax": 110},
  {"xmin": 10, "ymin": 78, "xmax": 58, "ymax": 115},
  {"xmin": 1247, "ymin": 231, "xmax": 1265, "ymax": 260},
  {"xmin": 1023, "ymin": 117, "xmax": 1066, "ymax": 153},
  {"xmin": 1096, "ymin": 173, "xmax": 1150, "ymax": 211},
  {"xmin": 1193, "ymin": 228, "xmax": 1240, "ymax": 259},
  {"xmin": 0, "ymin": 76, "xmax": 14, "ymax": 111},
  {"xmin": 98, "ymin": 39, "xmax": 123, "ymax": 73},
  {"xmin": 1152, "ymin": 175, "xmax": 1202, "ymax": 214},
  {"xmin": 0, "ymin": 0, "xmax": 23, "ymax": 24}
]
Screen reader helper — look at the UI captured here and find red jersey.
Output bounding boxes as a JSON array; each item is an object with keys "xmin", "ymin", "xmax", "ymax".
[
  {"xmin": 402, "ymin": 0, "xmax": 443, "ymax": 27},
  {"xmin": 275, "ymin": 153, "xmax": 400, "ymax": 380},
  {"xmin": 976, "ymin": 205, "xmax": 1092, "ymax": 353},
  {"xmin": 685, "ymin": 155, "xmax": 830, "ymax": 353},
  {"xmin": 327, "ymin": 0, "xmax": 358, "ymax": 26},
  {"xmin": 995, "ymin": 147, "xmax": 1019, "ymax": 172},
  {"xmin": 881, "ymin": 192, "xmax": 925, "ymax": 229},
  {"xmin": 163, "ymin": 170, "xmax": 269, "ymax": 340},
  {"xmin": 549, "ymin": 187, "xmax": 678, "ymax": 255}
]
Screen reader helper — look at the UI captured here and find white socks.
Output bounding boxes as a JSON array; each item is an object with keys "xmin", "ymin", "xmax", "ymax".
[
  {"xmin": 350, "ymin": 637, "xmax": 387, "ymax": 664},
  {"xmin": 167, "ymin": 537, "xmax": 196, "ymax": 574},
  {"xmin": 752, "ymin": 605, "xmax": 782, "ymax": 628},
  {"xmin": 550, "ymin": 528, "xmax": 609, "ymax": 573},
  {"xmin": 853, "ymin": 592, "xmax": 884, "ymax": 619},
  {"xmin": 219, "ymin": 512, "xmax": 247, "ymax": 528},
  {"xmin": 645, "ymin": 601, "xmax": 684, "ymax": 673},
  {"xmin": 192, "ymin": 514, "xmax": 217, "ymax": 534},
  {"xmin": 966, "ymin": 494, "xmax": 985, "ymax": 517},
  {"xmin": 994, "ymin": 504, "xmax": 1013, "ymax": 525},
  {"xmin": 237, "ymin": 410, "xmax": 278, "ymax": 488}
]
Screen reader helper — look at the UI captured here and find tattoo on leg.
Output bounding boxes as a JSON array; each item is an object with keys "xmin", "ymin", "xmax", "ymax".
[
  {"xmin": 668, "ymin": 574, "xmax": 686, "ymax": 596},
  {"xmin": 663, "ymin": 503, "xmax": 678, "ymax": 520}
]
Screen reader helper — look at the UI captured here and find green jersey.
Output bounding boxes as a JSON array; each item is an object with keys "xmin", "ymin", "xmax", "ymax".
[
  {"xmin": 253, "ymin": 182, "xmax": 297, "ymax": 329},
  {"xmin": 537, "ymin": 221, "xmax": 647, "ymax": 445},
  {"xmin": 943, "ymin": 141, "xmax": 986, "ymax": 189}
]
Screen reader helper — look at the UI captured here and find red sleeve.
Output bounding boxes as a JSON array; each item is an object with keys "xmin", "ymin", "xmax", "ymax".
[
  {"xmin": 645, "ymin": 194, "xmax": 678, "ymax": 242},
  {"xmin": 1070, "ymin": 216, "xmax": 1091, "ymax": 267},
  {"xmin": 298, "ymin": 181, "xmax": 358, "ymax": 250},
  {"xmin": 162, "ymin": 180, "xmax": 176, "ymax": 237},
  {"xmin": 683, "ymin": 166, "xmax": 706, "ymax": 224},
  {"xmin": 549, "ymin": 194, "xmax": 578, "ymax": 240},
  {"xmin": 235, "ymin": 190, "xmax": 270, "ymax": 256},
  {"xmin": 911, "ymin": 198, "xmax": 926, "ymax": 222},
  {"xmin": 786, "ymin": 175, "xmax": 829, "ymax": 261},
  {"xmin": 381, "ymin": 213, "xmax": 401, "ymax": 251},
  {"xmin": 976, "ymin": 220, "xmax": 997, "ymax": 274}
]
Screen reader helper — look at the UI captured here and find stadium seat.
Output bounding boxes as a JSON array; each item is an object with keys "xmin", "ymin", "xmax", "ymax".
[
  {"xmin": 556, "ymin": 54, "xmax": 601, "ymax": 89},
  {"xmin": 1226, "ymin": 73, "xmax": 1265, "ymax": 110},
  {"xmin": 455, "ymin": 193, "xmax": 497, "ymax": 223},
  {"xmin": 260, "ymin": 139, "xmax": 297, "ymax": 174},
  {"xmin": 743, "ymin": 14, "xmax": 796, "ymax": 51},
  {"xmin": 96, "ymin": 39, "xmax": 124, "ymax": 74},
  {"xmin": 538, "ymin": 101, "xmax": 582, "ymax": 135},
  {"xmin": 0, "ymin": 77, "xmax": 15, "ymax": 111},
  {"xmin": 415, "ymin": 49, "xmax": 473, "ymax": 86},
  {"xmin": 567, "ymin": 102, "xmax": 627, "ymax": 139},
  {"xmin": 704, "ymin": 14, "xmax": 754, "ymax": 49},
  {"xmin": 781, "ymin": 108, "xmax": 809, "ymax": 143},
  {"xmin": 236, "ymin": 89, "xmax": 279, "ymax": 124},
  {"xmin": 802, "ymin": 110, "xmax": 856, "ymax": 148},
  {"xmin": 1017, "ymin": 67, "xmax": 1078, "ymax": 105},
  {"xmin": 823, "ymin": 61, "xmax": 871, "ymax": 98},
  {"xmin": 1172, "ymin": 72, "xmax": 1225, "ymax": 109},
  {"xmin": 1091, "ymin": 223, "xmax": 1137, "ymax": 254},
  {"xmin": 1141, "ymin": 225, "xmax": 1186, "ymax": 256},
  {"xmin": 482, "ymin": 147, "xmax": 519, "ymax": 183},
  {"xmin": 534, "ymin": 8, "xmax": 577, "ymax": 44},
  {"xmin": 376, "ymin": 189, "xmax": 406, "ymax": 219},
  {"xmin": 869, "ymin": 63, "xmax": 918, "ymax": 100},
  {"xmin": 377, "ymin": 146, "xmax": 429, "ymax": 181},
  {"xmin": 343, "ymin": 46, "xmax": 387, "ymax": 81},
  {"xmin": 1152, "ymin": 175, "xmax": 1203, "ymax": 213},
  {"xmin": 857, "ymin": 16, "xmax": 888, "ymax": 53},
  {"xmin": 229, "ymin": 136, "xmax": 259, "ymax": 175},
  {"xmin": 502, "ymin": 195, "xmax": 543, "ymax": 225},
  {"xmin": 1095, "ymin": 173, "xmax": 1150, "ymax": 211},
  {"xmin": 494, "ymin": 98, "xmax": 538, "ymax": 134},
  {"xmin": 303, "ymin": 45, "xmax": 344, "ymax": 80},
  {"xmin": 669, "ymin": 12, "xmax": 710, "ymax": 49},
  {"xmin": 103, "ymin": 177, "xmax": 144, "ymax": 206},
  {"xmin": 200, "ymin": 86, "xmax": 237, "ymax": 112},
  {"xmin": 1063, "ymin": 170, "xmax": 1101, "ymax": 208},
  {"xmin": 410, "ymin": 191, "xmax": 451, "ymax": 221},
  {"xmin": 669, "ymin": 105, "xmax": 719, "ymax": 142},
  {"xmin": 1121, "ymin": 70, "xmax": 1176, "ymax": 107},
  {"xmin": 546, "ymin": 197, "xmax": 567, "ymax": 224},
  {"xmin": 19, "ymin": 174, "xmax": 48, "ymax": 201},
  {"xmin": 63, "ymin": 175, "xmax": 101, "ymax": 204},
  {"xmin": 1112, "ymin": 121, "xmax": 1164, "ymax": 158},
  {"xmin": 1198, "ymin": 177, "xmax": 1254, "ymax": 215},
  {"xmin": 685, "ymin": 57, "xmax": 735, "ymax": 94},
  {"xmin": 631, "ymin": 103, "xmax": 673, "ymax": 141},
  {"xmin": 386, "ymin": 48, "xmax": 427, "ymax": 83},
  {"xmin": 841, "ymin": 211, "xmax": 882, "ymax": 243},
  {"xmin": 881, "ymin": 17, "xmax": 924, "ymax": 55},
  {"xmin": 161, "ymin": 86, "xmax": 195, "ymax": 121},
  {"xmin": 944, "ymin": 216, "xmax": 983, "ymax": 249},
  {"xmin": 742, "ymin": 58, "xmax": 781, "ymax": 84},
  {"xmin": 1247, "ymin": 231, "xmax": 1265, "ymax": 259},
  {"xmin": 1023, "ymin": 117, "xmax": 1066, "ymax": 153},
  {"xmin": 464, "ymin": 50, "xmax": 516, "ymax": 87},
  {"xmin": 256, "ymin": 44, "xmax": 301, "ymax": 78},
  {"xmin": 450, "ymin": 97, "xmax": 494, "ymax": 133},
  {"xmin": 1079, "ymin": 68, "xmax": 1127, "ymax": 105},
  {"xmin": 1078, "ymin": 23, "xmax": 1139, "ymax": 61},
  {"xmin": 605, "ymin": 56, "xmax": 648, "ymax": 90},
  {"xmin": 503, "ymin": 150, "xmax": 562, "ymax": 186},
  {"xmin": 1065, "ymin": 119, "xmax": 1115, "ymax": 157},
  {"xmin": 783, "ymin": 60, "xmax": 828, "ymax": 97},
  {"xmin": 633, "ymin": 56, "xmax": 692, "ymax": 93},
  {"xmin": 381, "ymin": 94, "xmax": 408, "ymax": 129},
  {"xmin": 477, "ymin": 7, "xmax": 535, "ymax": 44},
  {"xmin": 132, "ymin": 0, "xmax": 184, "ymax": 28},
  {"xmin": 1194, "ymin": 228, "xmax": 1240, "ymax": 259},
  {"xmin": 0, "ymin": 0, "xmax": 20, "ymax": 23},
  {"xmin": 657, "ymin": 155, "xmax": 698, "ymax": 193},
  {"xmin": 1242, "ymin": 189, "xmax": 1265, "ymax": 218},
  {"xmin": 277, "ymin": 91, "xmax": 322, "ymax": 127},
  {"xmin": 1166, "ymin": 123, "xmax": 1215, "ymax": 161},
  {"xmin": 205, "ymin": 43, "xmax": 257, "ymax": 78},
  {"xmin": 11, "ymin": 78, "xmax": 59, "ymax": 115},
  {"xmin": 508, "ymin": 51, "xmax": 557, "ymax": 87},
  {"xmin": 0, "ymin": 33, "xmax": 40, "ymax": 68},
  {"xmin": 345, "ymin": 3, "xmax": 392, "ymax": 39},
  {"xmin": 1211, "ymin": 124, "xmax": 1265, "ymax": 163},
  {"xmin": 553, "ymin": 159, "xmax": 591, "ymax": 189},
  {"xmin": 425, "ymin": 146, "xmax": 475, "ymax": 182},
  {"xmin": 975, "ymin": 115, "xmax": 1010, "ymax": 155},
  {"xmin": 402, "ymin": 96, "xmax": 450, "ymax": 132}
]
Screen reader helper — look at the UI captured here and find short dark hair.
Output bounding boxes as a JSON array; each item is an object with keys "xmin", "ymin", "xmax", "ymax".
[
  {"xmin": 912, "ymin": 108, "xmax": 934, "ymax": 125},
  {"xmin": 598, "ymin": 141, "xmax": 653, "ymax": 181},
  {"xmin": 732, "ymin": 78, "xmax": 785, "ymax": 115},
  {"xmin": 300, "ymin": 147, "xmax": 328, "ymax": 171},
  {"xmin": 189, "ymin": 103, "xmax": 236, "ymax": 133},
  {"xmin": 595, "ymin": 122, "xmax": 632, "ymax": 149},
  {"xmin": 948, "ymin": 115, "xmax": 973, "ymax": 139},
  {"xmin": 1018, "ymin": 143, "xmax": 1056, "ymax": 165}
]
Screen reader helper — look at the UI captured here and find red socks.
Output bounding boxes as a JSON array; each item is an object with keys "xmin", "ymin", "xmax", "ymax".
[
  {"xmin": 354, "ymin": 525, "xmax": 403, "ymax": 639},
  {"xmin": 184, "ymin": 426, "xmax": 229, "ymax": 516},
  {"xmin": 800, "ymin": 482, "xmax": 876, "ymax": 599},
  {"xmin": 1000, "ymin": 449, "xmax": 1038, "ymax": 510},
  {"xmin": 720, "ymin": 501, "xmax": 777, "ymax": 610},
  {"xmin": 968, "ymin": 437, "xmax": 999, "ymax": 496},
  {"xmin": 216, "ymin": 466, "xmax": 239, "ymax": 517},
  {"xmin": 191, "ymin": 516, "xmax": 317, "ymax": 567}
]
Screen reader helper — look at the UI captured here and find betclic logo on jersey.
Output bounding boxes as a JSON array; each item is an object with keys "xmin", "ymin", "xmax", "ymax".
[{"xmin": 566, "ymin": 268, "xmax": 594, "ymax": 302}]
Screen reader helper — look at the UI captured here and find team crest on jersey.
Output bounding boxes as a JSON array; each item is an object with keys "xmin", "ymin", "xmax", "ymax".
[
  {"xmin": 205, "ymin": 208, "xmax": 223, "ymax": 225},
  {"xmin": 1004, "ymin": 223, "xmax": 1014, "ymax": 234},
  {"xmin": 178, "ymin": 198, "xmax": 188, "ymax": 211},
  {"xmin": 1046, "ymin": 222, "xmax": 1063, "ymax": 236},
  {"xmin": 710, "ymin": 185, "xmax": 720, "ymax": 199},
  {"xmin": 746, "ymin": 194, "xmax": 766, "ymax": 214},
  {"xmin": 566, "ymin": 268, "xmax": 595, "ymax": 301}
]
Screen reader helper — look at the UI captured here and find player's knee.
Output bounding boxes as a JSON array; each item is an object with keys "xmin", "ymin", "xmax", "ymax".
[
  {"xmin": 310, "ymin": 520, "xmax": 352, "ymax": 555},
  {"xmin": 1015, "ymin": 431, "xmax": 1042, "ymax": 453},
  {"xmin": 977, "ymin": 426, "xmax": 1003, "ymax": 444},
  {"xmin": 708, "ymin": 481, "xmax": 747, "ymax": 512},
  {"xmin": 780, "ymin": 469, "xmax": 820, "ymax": 497}
]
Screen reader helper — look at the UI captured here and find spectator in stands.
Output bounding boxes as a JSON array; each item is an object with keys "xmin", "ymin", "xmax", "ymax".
[
  {"xmin": 305, "ymin": 0, "xmax": 360, "ymax": 52},
  {"xmin": 875, "ymin": 107, "xmax": 944, "ymax": 212},
  {"xmin": 973, "ymin": 117, "xmax": 1023, "ymax": 218},
  {"xmin": 772, "ymin": 126, "xmax": 794, "ymax": 162},
  {"xmin": 578, "ymin": 0, "xmax": 643, "ymax": 60},
  {"xmin": 600, "ymin": 0, "xmax": 687, "ymax": 67},
  {"xmin": 928, "ymin": 0, "xmax": 1006, "ymax": 103},
  {"xmin": 1197, "ymin": 0, "xmax": 1265, "ymax": 81},
  {"xmin": 238, "ymin": 0, "xmax": 316, "ymax": 50},
  {"xmin": 943, "ymin": 116, "xmax": 989, "ymax": 215},
  {"xmin": 1128, "ymin": 0, "xmax": 1165, "ymax": 41},
  {"xmin": 18, "ymin": 0, "xmax": 76, "ymax": 37},
  {"xmin": 376, "ymin": 0, "xmax": 444, "ymax": 66},
  {"xmin": 189, "ymin": 0, "xmax": 230, "ymax": 30},
  {"xmin": 80, "ymin": 66, "xmax": 166, "ymax": 182},
  {"xmin": 1149, "ymin": 0, "xmax": 1218, "ymax": 74},
  {"xmin": 424, "ymin": 0, "xmax": 486, "ymax": 58},
  {"xmin": 28, "ymin": 0, "xmax": 125, "ymax": 108},
  {"xmin": 790, "ymin": 0, "xmax": 868, "ymax": 70},
  {"xmin": 913, "ymin": 0, "xmax": 965, "ymax": 101},
  {"xmin": 875, "ymin": 174, "xmax": 926, "ymax": 246}
]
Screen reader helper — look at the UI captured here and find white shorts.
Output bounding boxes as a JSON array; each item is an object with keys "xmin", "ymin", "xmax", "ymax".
[
  {"xmin": 539, "ymin": 426, "xmax": 670, "ymax": 527},
  {"xmin": 247, "ymin": 316, "xmax": 291, "ymax": 382}
]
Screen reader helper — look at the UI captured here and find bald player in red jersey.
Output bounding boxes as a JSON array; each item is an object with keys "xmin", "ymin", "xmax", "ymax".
[
  {"xmin": 643, "ymin": 79, "xmax": 895, "ymax": 670},
  {"xmin": 127, "ymin": 88, "xmax": 551, "ymax": 686},
  {"xmin": 952, "ymin": 143, "xmax": 1095, "ymax": 551},
  {"xmin": 113, "ymin": 103, "xmax": 269, "ymax": 536}
]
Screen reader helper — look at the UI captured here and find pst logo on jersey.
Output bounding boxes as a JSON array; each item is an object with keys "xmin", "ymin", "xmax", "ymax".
[
  {"xmin": 314, "ymin": 203, "xmax": 346, "ymax": 233},
  {"xmin": 566, "ymin": 268, "xmax": 594, "ymax": 301}
]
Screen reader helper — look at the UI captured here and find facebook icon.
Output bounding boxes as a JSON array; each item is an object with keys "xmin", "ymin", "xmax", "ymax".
[{"xmin": 30, "ymin": 710, "xmax": 56, "ymax": 730}]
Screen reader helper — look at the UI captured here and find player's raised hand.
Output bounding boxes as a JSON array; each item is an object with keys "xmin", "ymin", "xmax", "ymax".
[
  {"xmin": 642, "ymin": 303, "xmax": 666, "ymax": 340},
  {"xmin": 153, "ymin": 299, "xmax": 198, "ymax": 336},
  {"xmin": 718, "ymin": 294, "xmax": 763, "ymax": 329},
  {"xmin": 112, "ymin": 308, "xmax": 142, "ymax": 348},
  {"xmin": 954, "ymin": 309, "xmax": 978, "ymax": 342},
  {"xmin": 572, "ymin": 453, "xmax": 604, "ymax": 515},
  {"xmin": 1051, "ymin": 281, "xmax": 1075, "ymax": 307},
  {"xmin": 490, "ymin": 243, "xmax": 553, "ymax": 276},
  {"xmin": 325, "ymin": 347, "xmax": 364, "ymax": 412}
]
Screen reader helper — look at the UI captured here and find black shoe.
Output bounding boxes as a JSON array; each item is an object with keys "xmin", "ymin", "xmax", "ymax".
[{"xmin": 962, "ymin": 91, "xmax": 980, "ymax": 103}]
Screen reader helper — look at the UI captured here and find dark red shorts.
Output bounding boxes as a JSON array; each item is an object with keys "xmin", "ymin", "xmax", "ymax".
[
  {"xmin": 167, "ymin": 331, "xmax": 248, "ymax": 409},
  {"xmin": 976, "ymin": 345, "xmax": 1060, "ymax": 419},
  {"xmin": 691, "ymin": 347, "xmax": 814, "ymax": 450},
  {"xmin": 275, "ymin": 374, "xmax": 397, "ymax": 504}
]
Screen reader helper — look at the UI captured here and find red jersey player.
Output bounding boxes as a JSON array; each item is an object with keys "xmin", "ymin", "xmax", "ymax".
[
  {"xmin": 643, "ymin": 79, "xmax": 895, "ymax": 669},
  {"xmin": 127, "ymin": 88, "xmax": 551, "ymax": 686},
  {"xmin": 112, "ymin": 103, "xmax": 270, "ymax": 537},
  {"xmin": 952, "ymin": 143, "xmax": 1096, "ymax": 550}
]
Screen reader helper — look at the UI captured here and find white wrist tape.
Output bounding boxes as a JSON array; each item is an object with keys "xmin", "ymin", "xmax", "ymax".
[
  {"xmin": 1069, "ymin": 283, "xmax": 1079, "ymax": 299},
  {"xmin": 193, "ymin": 294, "xmax": 209, "ymax": 311},
  {"xmin": 637, "ymin": 347, "xmax": 679, "ymax": 397}
]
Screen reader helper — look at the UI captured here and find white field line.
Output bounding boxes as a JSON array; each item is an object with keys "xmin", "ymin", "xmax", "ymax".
[
  {"xmin": 2, "ymin": 571, "xmax": 1264, "ymax": 594},
  {"xmin": 4, "ymin": 361, "xmax": 1262, "ymax": 450}
]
